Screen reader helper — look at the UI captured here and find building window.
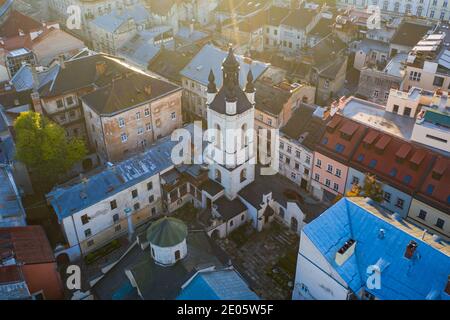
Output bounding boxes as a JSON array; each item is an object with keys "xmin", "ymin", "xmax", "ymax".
[
  {"xmin": 316, "ymin": 159, "xmax": 321, "ymax": 168},
  {"xmin": 336, "ymin": 169, "xmax": 342, "ymax": 178},
  {"xmin": 115, "ymin": 225, "xmax": 121, "ymax": 232},
  {"xmin": 147, "ymin": 181, "xmax": 153, "ymax": 190},
  {"xmin": 433, "ymin": 76, "xmax": 444, "ymax": 87},
  {"xmin": 149, "ymin": 195, "xmax": 155, "ymax": 203},
  {"xmin": 136, "ymin": 112, "xmax": 141, "ymax": 120},
  {"xmin": 87, "ymin": 240, "xmax": 94, "ymax": 247},
  {"xmin": 287, "ymin": 146, "xmax": 292, "ymax": 154},
  {"xmin": 171, "ymin": 112, "xmax": 176, "ymax": 120},
  {"xmin": 113, "ymin": 213, "xmax": 119, "ymax": 223},
  {"xmin": 144, "ymin": 108, "xmax": 150, "ymax": 117},
  {"xmin": 121, "ymin": 133, "xmax": 128, "ymax": 143},
  {"xmin": 314, "ymin": 173, "xmax": 320, "ymax": 181},
  {"xmin": 137, "ymin": 127, "xmax": 144, "ymax": 135},
  {"xmin": 327, "ymin": 164, "xmax": 333, "ymax": 173},
  {"xmin": 118, "ymin": 118, "xmax": 125, "ymax": 127},
  {"xmin": 395, "ymin": 198, "xmax": 404, "ymax": 209},
  {"xmin": 325, "ymin": 179, "xmax": 331, "ymax": 187},
  {"xmin": 409, "ymin": 71, "xmax": 421, "ymax": 82},
  {"xmin": 436, "ymin": 218, "xmax": 445, "ymax": 229},
  {"xmin": 280, "ymin": 142, "xmax": 284, "ymax": 150},
  {"xmin": 418, "ymin": 210, "xmax": 427, "ymax": 220},
  {"xmin": 110, "ymin": 200, "xmax": 117, "ymax": 210},
  {"xmin": 291, "ymin": 172, "xmax": 297, "ymax": 180},
  {"xmin": 134, "ymin": 203, "xmax": 140, "ymax": 211},
  {"xmin": 132, "ymin": 189, "xmax": 138, "ymax": 198},
  {"xmin": 56, "ymin": 99, "xmax": 64, "ymax": 108},
  {"xmin": 230, "ymin": 220, "xmax": 234, "ymax": 227},
  {"xmin": 383, "ymin": 192, "xmax": 391, "ymax": 203},
  {"xmin": 295, "ymin": 150, "xmax": 301, "ymax": 158},
  {"xmin": 66, "ymin": 96, "xmax": 74, "ymax": 105},
  {"xmin": 295, "ymin": 162, "xmax": 300, "ymax": 170},
  {"xmin": 81, "ymin": 214, "xmax": 89, "ymax": 225},
  {"xmin": 84, "ymin": 229, "xmax": 92, "ymax": 237},
  {"xmin": 333, "ymin": 183, "xmax": 339, "ymax": 191},
  {"xmin": 305, "ymin": 155, "xmax": 311, "ymax": 164},
  {"xmin": 146, "ymin": 123, "xmax": 152, "ymax": 131},
  {"xmin": 404, "ymin": 107, "xmax": 412, "ymax": 117}
]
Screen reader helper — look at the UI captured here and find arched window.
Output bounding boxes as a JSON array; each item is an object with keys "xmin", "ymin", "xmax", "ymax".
[
  {"xmin": 240, "ymin": 168, "xmax": 247, "ymax": 183},
  {"xmin": 405, "ymin": 3, "xmax": 412, "ymax": 14},
  {"xmin": 394, "ymin": 2, "xmax": 400, "ymax": 12},
  {"xmin": 214, "ymin": 123, "xmax": 221, "ymax": 148},
  {"xmin": 215, "ymin": 169, "xmax": 222, "ymax": 183},
  {"xmin": 175, "ymin": 250, "xmax": 181, "ymax": 261},
  {"xmin": 241, "ymin": 123, "xmax": 248, "ymax": 147}
]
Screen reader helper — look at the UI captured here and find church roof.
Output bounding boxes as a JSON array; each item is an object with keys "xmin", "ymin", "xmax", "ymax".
[
  {"xmin": 146, "ymin": 217, "xmax": 188, "ymax": 248},
  {"xmin": 208, "ymin": 87, "xmax": 253, "ymax": 115}
]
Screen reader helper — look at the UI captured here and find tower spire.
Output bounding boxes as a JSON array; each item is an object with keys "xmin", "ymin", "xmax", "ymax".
[
  {"xmin": 207, "ymin": 69, "xmax": 217, "ymax": 93},
  {"xmin": 245, "ymin": 69, "xmax": 254, "ymax": 93}
]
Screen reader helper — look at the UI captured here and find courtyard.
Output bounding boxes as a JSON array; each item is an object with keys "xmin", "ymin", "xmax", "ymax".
[{"xmin": 215, "ymin": 219, "xmax": 300, "ymax": 300}]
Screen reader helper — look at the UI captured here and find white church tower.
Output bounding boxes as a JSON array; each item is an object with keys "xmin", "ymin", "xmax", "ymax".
[{"xmin": 206, "ymin": 46, "xmax": 256, "ymax": 200}]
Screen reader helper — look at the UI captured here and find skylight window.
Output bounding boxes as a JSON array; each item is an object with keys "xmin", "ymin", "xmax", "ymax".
[
  {"xmin": 369, "ymin": 159, "xmax": 377, "ymax": 169},
  {"xmin": 357, "ymin": 154, "xmax": 365, "ymax": 162},
  {"xmin": 403, "ymin": 175, "xmax": 412, "ymax": 185},
  {"xmin": 335, "ymin": 143, "xmax": 345, "ymax": 153},
  {"xmin": 426, "ymin": 184, "xmax": 435, "ymax": 195},
  {"xmin": 389, "ymin": 168, "xmax": 398, "ymax": 177},
  {"xmin": 322, "ymin": 137, "xmax": 329, "ymax": 145}
]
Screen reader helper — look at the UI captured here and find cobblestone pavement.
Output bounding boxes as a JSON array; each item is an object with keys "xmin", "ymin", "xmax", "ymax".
[{"xmin": 217, "ymin": 220, "xmax": 300, "ymax": 300}]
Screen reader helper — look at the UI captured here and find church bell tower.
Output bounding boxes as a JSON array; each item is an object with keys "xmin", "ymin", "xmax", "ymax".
[{"xmin": 205, "ymin": 46, "xmax": 256, "ymax": 200}]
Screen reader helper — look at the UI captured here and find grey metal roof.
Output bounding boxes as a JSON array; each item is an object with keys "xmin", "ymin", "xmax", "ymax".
[
  {"xmin": 180, "ymin": 44, "xmax": 269, "ymax": 87},
  {"xmin": 0, "ymin": 167, "xmax": 27, "ymax": 228},
  {"xmin": 91, "ymin": 4, "xmax": 150, "ymax": 33},
  {"xmin": 47, "ymin": 124, "xmax": 195, "ymax": 221}
]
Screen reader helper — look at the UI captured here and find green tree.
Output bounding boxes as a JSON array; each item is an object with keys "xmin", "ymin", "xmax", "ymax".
[
  {"xmin": 346, "ymin": 173, "xmax": 383, "ymax": 203},
  {"xmin": 14, "ymin": 111, "xmax": 87, "ymax": 187},
  {"xmin": 363, "ymin": 173, "xmax": 384, "ymax": 203}
]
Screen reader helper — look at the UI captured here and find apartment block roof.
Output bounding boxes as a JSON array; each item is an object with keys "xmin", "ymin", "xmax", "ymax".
[
  {"xmin": 304, "ymin": 197, "xmax": 450, "ymax": 300},
  {"xmin": 47, "ymin": 124, "xmax": 195, "ymax": 221},
  {"xmin": 0, "ymin": 10, "xmax": 42, "ymax": 38},
  {"xmin": 349, "ymin": 127, "xmax": 436, "ymax": 195},
  {"xmin": 281, "ymin": 104, "xmax": 328, "ymax": 151},
  {"xmin": 391, "ymin": 21, "xmax": 432, "ymax": 48},
  {"xmin": 180, "ymin": 44, "xmax": 268, "ymax": 88},
  {"xmin": 81, "ymin": 72, "xmax": 180, "ymax": 116},
  {"xmin": 316, "ymin": 114, "xmax": 366, "ymax": 163},
  {"xmin": 37, "ymin": 54, "xmax": 133, "ymax": 98},
  {"xmin": 254, "ymin": 80, "xmax": 294, "ymax": 115},
  {"xmin": 281, "ymin": 8, "xmax": 318, "ymax": 30},
  {"xmin": 91, "ymin": 3, "xmax": 150, "ymax": 33},
  {"xmin": 340, "ymin": 96, "xmax": 416, "ymax": 140}
]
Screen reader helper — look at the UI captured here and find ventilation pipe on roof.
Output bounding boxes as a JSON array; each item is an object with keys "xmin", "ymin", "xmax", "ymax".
[
  {"xmin": 335, "ymin": 239, "xmax": 356, "ymax": 266},
  {"xmin": 404, "ymin": 240, "xmax": 418, "ymax": 259}
]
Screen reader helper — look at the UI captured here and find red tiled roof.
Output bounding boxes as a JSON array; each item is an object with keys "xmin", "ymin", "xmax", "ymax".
[
  {"xmin": 350, "ymin": 128, "xmax": 435, "ymax": 194},
  {"xmin": 0, "ymin": 10, "xmax": 42, "ymax": 38},
  {"xmin": 0, "ymin": 265, "xmax": 23, "ymax": 284},
  {"xmin": 416, "ymin": 156, "xmax": 450, "ymax": 212},
  {"xmin": 317, "ymin": 115, "xmax": 366, "ymax": 161},
  {"xmin": 0, "ymin": 226, "xmax": 55, "ymax": 265},
  {"xmin": 2, "ymin": 34, "xmax": 32, "ymax": 51}
]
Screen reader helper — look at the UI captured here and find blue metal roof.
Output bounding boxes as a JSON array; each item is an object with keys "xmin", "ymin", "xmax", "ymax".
[
  {"xmin": 177, "ymin": 269, "xmax": 260, "ymax": 300},
  {"xmin": 180, "ymin": 44, "xmax": 269, "ymax": 87},
  {"xmin": 0, "ymin": 167, "xmax": 27, "ymax": 228},
  {"xmin": 47, "ymin": 124, "xmax": 195, "ymax": 221},
  {"xmin": 303, "ymin": 198, "xmax": 450, "ymax": 300}
]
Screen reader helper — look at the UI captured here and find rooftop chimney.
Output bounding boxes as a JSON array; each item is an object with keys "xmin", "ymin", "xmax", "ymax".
[
  {"xmin": 404, "ymin": 240, "xmax": 418, "ymax": 259},
  {"xmin": 335, "ymin": 239, "xmax": 356, "ymax": 266},
  {"xmin": 96, "ymin": 61, "xmax": 107, "ymax": 76},
  {"xmin": 144, "ymin": 84, "xmax": 152, "ymax": 96}
]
